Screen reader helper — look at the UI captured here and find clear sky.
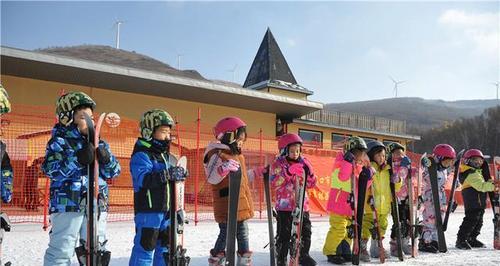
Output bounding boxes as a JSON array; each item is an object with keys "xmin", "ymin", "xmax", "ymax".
[{"xmin": 1, "ymin": 1, "xmax": 499, "ymax": 103}]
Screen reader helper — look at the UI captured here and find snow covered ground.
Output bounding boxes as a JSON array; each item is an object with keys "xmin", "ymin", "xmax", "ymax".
[{"xmin": 2, "ymin": 207, "xmax": 499, "ymax": 265}]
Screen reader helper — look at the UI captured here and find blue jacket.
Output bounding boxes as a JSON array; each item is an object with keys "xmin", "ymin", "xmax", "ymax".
[
  {"xmin": 42, "ymin": 124, "xmax": 121, "ymax": 214},
  {"xmin": 130, "ymin": 138, "xmax": 176, "ymax": 213},
  {"xmin": 0, "ymin": 141, "xmax": 13, "ymax": 204}
]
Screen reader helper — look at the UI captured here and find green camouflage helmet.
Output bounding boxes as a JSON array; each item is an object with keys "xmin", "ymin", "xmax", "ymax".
[
  {"xmin": 0, "ymin": 84, "xmax": 11, "ymax": 115},
  {"xmin": 140, "ymin": 109, "xmax": 174, "ymax": 140},
  {"xmin": 56, "ymin": 91, "xmax": 96, "ymax": 126},
  {"xmin": 344, "ymin": 136, "xmax": 368, "ymax": 153},
  {"xmin": 387, "ymin": 142, "xmax": 405, "ymax": 154}
]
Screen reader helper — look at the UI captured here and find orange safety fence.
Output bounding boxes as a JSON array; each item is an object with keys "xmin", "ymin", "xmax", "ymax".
[{"xmin": 1, "ymin": 104, "xmax": 489, "ymax": 229}]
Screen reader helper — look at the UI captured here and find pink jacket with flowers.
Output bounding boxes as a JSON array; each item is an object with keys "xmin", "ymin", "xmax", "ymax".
[
  {"xmin": 270, "ymin": 156, "xmax": 317, "ymax": 212},
  {"xmin": 326, "ymin": 152, "xmax": 369, "ymax": 216}
]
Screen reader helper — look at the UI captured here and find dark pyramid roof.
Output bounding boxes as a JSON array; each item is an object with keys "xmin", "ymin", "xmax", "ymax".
[{"xmin": 244, "ymin": 29, "xmax": 311, "ymax": 95}]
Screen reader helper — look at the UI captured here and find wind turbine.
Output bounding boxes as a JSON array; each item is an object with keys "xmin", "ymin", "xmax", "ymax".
[
  {"xmin": 113, "ymin": 20, "xmax": 125, "ymax": 49},
  {"xmin": 492, "ymin": 81, "xmax": 499, "ymax": 101},
  {"xmin": 389, "ymin": 76, "xmax": 407, "ymax": 98},
  {"xmin": 176, "ymin": 53, "xmax": 184, "ymax": 70},
  {"xmin": 227, "ymin": 64, "xmax": 238, "ymax": 82}
]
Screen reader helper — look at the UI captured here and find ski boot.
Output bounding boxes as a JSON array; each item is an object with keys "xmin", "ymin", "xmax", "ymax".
[
  {"xmin": 208, "ymin": 249, "xmax": 226, "ymax": 266},
  {"xmin": 299, "ymin": 254, "xmax": 317, "ymax": 266},
  {"xmin": 401, "ymin": 237, "xmax": 412, "ymax": 255},
  {"xmin": 369, "ymin": 238, "xmax": 389, "ymax": 259},
  {"xmin": 418, "ymin": 240, "xmax": 438, "ymax": 253},
  {"xmin": 236, "ymin": 251, "xmax": 252, "ymax": 266},
  {"xmin": 360, "ymin": 239, "xmax": 371, "ymax": 262},
  {"xmin": 455, "ymin": 240, "xmax": 472, "ymax": 250},
  {"xmin": 326, "ymin": 255, "xmax": 345, "ymax": 265},
  {"xmin": 468, "ymin": 238, "xmax": 486, "ymax": 248}
]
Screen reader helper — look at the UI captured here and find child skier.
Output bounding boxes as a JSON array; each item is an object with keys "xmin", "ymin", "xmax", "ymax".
[
  {"xmin": 0, "ymin": 84, "xmax": 13, "ymax": 266},
  {"xmin": 42, "ymin": 91, "xmax": 121, "ymax": 266},
  {"xmin": 360, "ymin": 141, "xmax": 401, "ymax": 262},
  {"xmin": 386, "ymin": 142, "xmax": 413, "ymax": 256},
  {"xmin": 203, "ymin": 116, "xmax": 264, "ymax": 266},
  {"xmin": 129, "ymin": 109, "xmax": 188, "ymax": 265},
  {"xmin": 323, "ymin": 136, "xmax": 372, "ymax": 265},
  {"xmin": 456, "ymin": 149, "xmax": 500, "ymax": 249},
  {"xmin": 418, "ymin": 144, "xmax": 456, "ymax": 253},
  {"xmin": 270, "ymin": 133, "xmax": 317, "ymax": 266}
]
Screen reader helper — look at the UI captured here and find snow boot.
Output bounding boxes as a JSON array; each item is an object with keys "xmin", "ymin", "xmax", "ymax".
[
  {"xmin": 326, "ymin": 255, "xmax": 345, "ymax": 265},
  {"xmin": 455, "ymin": 240, "xmax": 472, "ymax": 250},
  {"xmin": 208, "ymin": 249, "xmax": 226, "ymax": 266},
  {"xmin": 360, "ymin": 239, "xmax": 371, "ymax": 262},
  {"xmin": 236, "ymin": 251, "xmax": 252, "ymax": 266},
  {"xmin": 468, "ymin": 238, "xmax": 486, "ymax": 248}
]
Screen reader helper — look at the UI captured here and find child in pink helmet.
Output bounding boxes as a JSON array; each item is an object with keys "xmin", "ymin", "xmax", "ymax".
[
  {"xmin": 271, "ymin": 133, "xmax": 317, "ymax": 266},
  {"xmin": 419, "ymin": 144, "xmax": 456, "ymax": 253},
  {"xmin": 203, "ymin": 117, "xmax": 264, "ymax": 266},
  {"xmin": 456, "ymin": 149, "xmax": 500, "ymax": 249}
]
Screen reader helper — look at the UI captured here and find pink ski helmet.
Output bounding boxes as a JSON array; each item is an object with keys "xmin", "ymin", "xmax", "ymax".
[
  {"xmin": 278, "ymin": 133, "xmax": 303, "ymax": 150},
  {"xmin": 213, "ymin": 116, "xmax": 246, "ymax": 140},
  {"xmin": 463, "ymin": 149, "xmax": 484, "ymax": 160},
  {"xmin": 432, "ymin": 144, "xmax": 456, "ymax": 159}
]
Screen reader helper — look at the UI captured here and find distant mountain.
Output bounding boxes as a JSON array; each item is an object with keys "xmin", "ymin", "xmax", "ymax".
[
  {"xmin": 37, "ymin": 45, "xmax": 208, "ymax": 81},
  {"xmin": 325, "ymin": 97, "xmax": 498, "ymax": 133}
]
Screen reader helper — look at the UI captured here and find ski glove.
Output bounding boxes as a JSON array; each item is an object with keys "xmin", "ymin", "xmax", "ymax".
[
  {"xmin": 400, "ymin": 156, "xmax": 412, "ymax": 168},
  {"xmin": 252, "ymin": 166, "xmax": 267, "ymax": 179},
  {"xmin": 168, "ymin": 166, "xmax": 187, "ymax": 181},
  {"xmin": 96, "ymin": 143, "xmax": 111, "ymax": 164},
  {"xmin": 76, "ymin": 142, "xmax": 95, "ymax": 165},
  {"xmin": 289, "ymin": 163, "xmax": 305, "ymax": 177},
  {"xmin": 343, "ymin": 151, "xmax": 355, "ymax": 163},
  {"xmin": 152, "ymin": 160, "xmax": 167, "ymax": 173},
  {"xmin": 421, "ymin": 156, "xmax": 431, "ymax": 168},
  {"xmin": 217, "ymin": 159, "xmax": 240, "ymax": 177},
  {"xmin": 360, "ymin": 166, "xmax": 373, "ymax": 180}
]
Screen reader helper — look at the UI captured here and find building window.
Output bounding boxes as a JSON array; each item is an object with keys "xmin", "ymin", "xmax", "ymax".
[
  {"xmin": 383, "ymin": 139, "xmax": 400, "ymax": 146},
  {"xmin": 332, "ymin": 133, "xmax": 351, "ymax": 149},
  {"xmin": 359, "ymin": 136, "xmax": 377, "ymax": 144},
  {"xmin": 299, "ymin": 129, "xmax": 323, "ymax": 147}
]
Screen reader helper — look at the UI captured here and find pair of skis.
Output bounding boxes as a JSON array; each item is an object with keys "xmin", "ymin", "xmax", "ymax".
[
  {"xmin": 427, "ymin": 157, "xmax": 447, "ymax": 253},
  {"xmin": 165, "ymin": 155, "xmax": 190, "ymax": 266},
  {"xmin": 389, "ymin": 159, "xmax": 404, "ymax": 262},
  {"xmin": 390, "ymin": 156, "xmax": 421, "ymax": 260},
  {"xmin": 83, "ymin": 113, "xmax": 106, "ymax": 266},
  {"xmin": 350, "ymin": 163, "xmax": 371, "ymax": 265},
  {"xmin": 493, "ymin": 156, "xmax": 500, "ymax": 250},
  {"xmin": 262, "ymin": 162, "xmax": 308, "ymax": 266},
  {"xmin": 288, "ymin": 165, "xmax": 308, "ymax": 266}
]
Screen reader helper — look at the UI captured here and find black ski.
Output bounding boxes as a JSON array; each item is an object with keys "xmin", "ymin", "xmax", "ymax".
[
  {"xmin": 481, "ymin": 159, "xmax": 500, "ymax": 250},
  {"xmin": 350, "ymin": 165, "xmax": 370, "ymax": 265},
  {"xmin": 389, "ymin": 160, "xmax": 404, "ymax": 261},
  {"xmin": 443, "ymin": 149, "xmax": 464, "ymax": 232},
  {"xmin": 428, "ymin": 158, "xmax": 447, "ymax": 253},
  {"xmin": 263, "ymin": 166, "xmax": 276, "ymax": 266},
  {"xmin": 225, "ymin": 167, "xmax": 242, "ymax": 266},
  {"xmin": 83, "ymin": 113, "xmax": 98, "ymax": 266},
  {"xmin": 492, "ymin": 157, "xmax": 500, "ymax": 250}
]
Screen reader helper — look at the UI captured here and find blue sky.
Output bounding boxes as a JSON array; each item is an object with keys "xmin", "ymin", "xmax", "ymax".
[{"xmin": 1, "ymin": 1, "xmax": 499, "ymax": 103}]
